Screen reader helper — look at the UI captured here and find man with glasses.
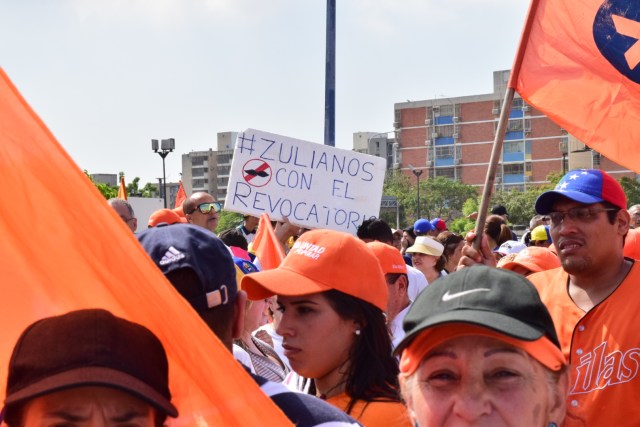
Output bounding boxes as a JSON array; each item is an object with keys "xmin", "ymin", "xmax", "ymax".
[
  {"xmin": 108, "ymin": 198, "xmax": 137, "ymax": 233},
  {"xmin": 183, "ymin": 192, "xmax": 221, "ymax": 233},
  {"xmin": 460, "ymin": 169, "xmax": 636, "ymax": 426}
]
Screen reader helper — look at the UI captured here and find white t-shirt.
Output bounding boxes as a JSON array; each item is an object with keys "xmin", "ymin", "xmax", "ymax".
[
  {"xmin": 390, "ymin": 304, "xmax": 411, "ymax": 350},
  {"xmin": 407, "ymin": 265, "xmax": 429, "ymax": 302}
]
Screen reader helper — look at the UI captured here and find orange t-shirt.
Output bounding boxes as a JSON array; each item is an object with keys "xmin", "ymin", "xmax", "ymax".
[
  {"xmin": 529, "ymin": 262, "xmax": 640, "ymax": 427},
  {"xmin": 325, "ymin": 393, "xmax": 412, "ymax": 427}
]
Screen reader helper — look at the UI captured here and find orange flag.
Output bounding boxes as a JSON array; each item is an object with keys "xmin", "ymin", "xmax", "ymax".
[
  {"xmin": 510, "ymin": 0, "xmax": 640, "ymax": 173},
  {"xmin": 252, "ymin": 213, "xmax": 286, "ymax": 270},
  {"xmin": 0, "ymin": 69, "xmax": 292, "ymax": 426},
  {"xmin": 118, "ymin": 174, "xmax": 128, "ymax": 200},
  {"xmin": 175, "ymin": 180, "xmax": 186, "ymax": 208}
]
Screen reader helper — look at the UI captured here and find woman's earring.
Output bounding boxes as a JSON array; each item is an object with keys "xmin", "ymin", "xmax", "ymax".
[
  {"xmin": 549, "ymin": 423, "xmax": 558, "ymax": 427},
  {"xmin": 354, "ymin": 329, "xmax": 361, "ymax": 336}
]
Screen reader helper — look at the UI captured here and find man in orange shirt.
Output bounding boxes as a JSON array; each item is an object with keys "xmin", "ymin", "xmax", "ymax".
[
  {"xmin": 527, "ymin": 169, "xmax": 638, "ymax": 426},
  {"xmin": 461, "ymin": 169, "xmax": 637, "ymax": 426}
]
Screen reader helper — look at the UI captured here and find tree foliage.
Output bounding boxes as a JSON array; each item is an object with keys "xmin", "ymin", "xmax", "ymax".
[
  {"xmin": 84, "ymin": 170, "xmax": 117, "ymax": 199},
  {"xmin": 217, "ymin": 210, "xmax": 244, "ymax": 233},
  {"xmin": 380, "ymin": 172, "xmax": 476, "ymax": 229},
  {"xmin": 619, "ymin": 177, "xmax": 640, "ymax": 207}
]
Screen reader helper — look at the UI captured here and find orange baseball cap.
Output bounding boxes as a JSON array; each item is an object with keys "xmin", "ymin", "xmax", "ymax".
[
  {"xmin": 241, "ymin": 229, "xmax": 388, "ymax": 312},
  {"xmin": 366, "ymin": 241, "xmax": 407, "ymax": 275},
  {"xmin": 500, "ymin": 247, "xmax": 561, "ymax": 274},
  {"xmin": 172, "ymin": 205, "xmax": 186, "ymax": 218},
  {"xmin": 148, "ymin": 208, "xmax": 187, "ymax": 227}
]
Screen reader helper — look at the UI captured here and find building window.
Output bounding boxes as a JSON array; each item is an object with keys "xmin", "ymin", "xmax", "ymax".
[
  {"xmin": 593, "ymin": 152, "xmax": 602, "ymax": 167},
  {"xmin": 218, "ymin": 165, "xmax": 230, "ymax": 176},
  {"xmin": 192, "ymin": 169, "xmax": 205, "ymax": 177},
  {"xmin": 435, "ymin": 124, "xmax": 455, "ymax": 137},
  {"xmin": 218, "ymin": 152, "xmax": 233, "ymax": 164},
  {"xmin": 504, "ymin": 141, "xmax": 524, "ymax": 153},
  {"xmin": 192, "ymin": 178, "xmax": 207, "ymax": 188},
  {"xmin": 435, "ymin": 167, "xmax": 456, "ymax": 179},
  {"xmin": 192, "ymin": 157, "xmax": 205, "ymax": 166},
  {"xmin": 435, "ymin": 145, "xmax": 455, "ymax": 159},
  {"xmin": 504, "ymin": 163, "xmax": 524, "ymax": 175},
  {"xmin": 512, "ymin": 98, "xmax": 524, "ymax": 109}
]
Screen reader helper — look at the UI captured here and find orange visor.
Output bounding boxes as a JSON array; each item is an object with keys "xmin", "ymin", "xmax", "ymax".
[{"xmin": 399, "ymin": 323, "xmax": 567, "ymax": 376}]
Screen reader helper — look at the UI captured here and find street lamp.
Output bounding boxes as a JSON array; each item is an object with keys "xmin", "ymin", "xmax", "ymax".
[
  {"xmin": 409, "ymin": 164, "xmax": 424, "ymax": 219},
  {"xmin": 151, "ymin": 138, "xmax": 175, "ymax": 208}
]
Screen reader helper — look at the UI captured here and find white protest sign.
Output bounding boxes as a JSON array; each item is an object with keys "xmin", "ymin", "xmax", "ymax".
[{"xmin": 224, "ymin": 129, "xmax": 387, "ymax": 234}]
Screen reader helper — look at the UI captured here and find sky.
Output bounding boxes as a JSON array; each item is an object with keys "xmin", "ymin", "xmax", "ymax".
[{"xmin": 0, "ymin": 0, "xmax": 529, "ymax": 185}]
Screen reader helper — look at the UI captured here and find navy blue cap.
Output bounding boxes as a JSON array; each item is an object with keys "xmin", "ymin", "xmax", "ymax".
[
  {"xmin": 138, "ymin": 224, "xmax": 237, "ymax": 313},
  {"xmin": 414, "ymin": 218, "xmax": 434, "ymax": 234}
]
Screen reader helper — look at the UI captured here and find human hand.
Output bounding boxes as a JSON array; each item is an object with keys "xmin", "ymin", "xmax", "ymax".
[{"xmin": 457, "ymin": 231, "xmax": 497, "ymax": 270}]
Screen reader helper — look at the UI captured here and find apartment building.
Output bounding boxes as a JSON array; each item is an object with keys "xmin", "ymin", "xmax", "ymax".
[
  {"xmin": 181, "ymin": 132, "xmax": 238, "ymax": 202},
  {"xmin": 391, "ymin": 70, "xmax": 634, "ymax": 190}
]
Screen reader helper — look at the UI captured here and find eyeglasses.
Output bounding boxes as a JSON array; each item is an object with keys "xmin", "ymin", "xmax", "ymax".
[
  {"xmin": 548, "ymin": 207, "xmax": 618, "ymax": 226},
  {"xmin": 194, "ymin": 202, "xmax": 222, "ymax": 215}
]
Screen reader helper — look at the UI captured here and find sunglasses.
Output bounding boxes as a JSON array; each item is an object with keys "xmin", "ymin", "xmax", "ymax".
[
  {"xmin": 548, "ymin": 207, "xmax": 617, "ymax": 226},
  {"xmin": 193, "ymin": 202, "xmax": 222, "ymax": 215}
]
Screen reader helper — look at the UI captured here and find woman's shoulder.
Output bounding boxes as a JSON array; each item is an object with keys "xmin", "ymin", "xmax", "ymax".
[
  {"xmin": 352, "ymin": 399, "xmax": 412, "ymax": 427},
  {"xmin": 326, "ymin": 394, "xmax": 411, "ymax": 427}
]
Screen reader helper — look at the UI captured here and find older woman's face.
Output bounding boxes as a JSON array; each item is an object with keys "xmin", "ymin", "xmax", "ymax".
[{"xmin": 402, "ymin": 335, "xmax": 565, "ymax": 427}]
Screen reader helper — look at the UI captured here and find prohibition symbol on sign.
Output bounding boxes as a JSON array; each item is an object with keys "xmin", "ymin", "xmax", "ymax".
[{"xmin": 242, "ymin": 158, "xmax": 272, "ymax": 187}]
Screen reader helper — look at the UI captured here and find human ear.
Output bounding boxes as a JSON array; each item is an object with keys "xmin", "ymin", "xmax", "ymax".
[
  {"xmin": 547, "ymin": 370, "xmax": 568, "ymax": 426},
  {"xmin": 232, "ymin": 290, "xmax": 248, "ymax": 340}
]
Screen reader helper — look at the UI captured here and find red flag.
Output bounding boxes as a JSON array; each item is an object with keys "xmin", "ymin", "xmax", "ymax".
[
  {"xmin": 0, "ymin": 68, "xmax": 292, "ymax": 426},
  {"xmin": 175, "ymin": 180, "xmax": 186, "ymax": 208},
  {"xmin": 510, "ymin": 0, "xmax": 640, "ymax": 173},
  {"xmin": 252, "ymin": 213, "xmax": 286, "ymax": 270},
  {"xmin": 117, "ymin": 175, "xmax": 128, "ymax": 200}
]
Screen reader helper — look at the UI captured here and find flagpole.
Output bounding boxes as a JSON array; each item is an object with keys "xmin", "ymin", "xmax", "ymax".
[
  {"xmin": 473, "ymin": 86, "xmax": 516, "ymax": 250},
  {"xmin": 507, "ymin": 0, "xmax": 540, "ymax": 89},
  {"xmin": 472, "ymin": 0, "xmax": 540, "ymax": 250}
]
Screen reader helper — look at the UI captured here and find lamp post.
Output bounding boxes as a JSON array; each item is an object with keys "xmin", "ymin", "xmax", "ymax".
[
  {"xmin": 409, "ymin": 164, "xmax": 424, "ymax": 219},
  {"xmin": 151, "ymin": 138, "xmax": 175, "ymax": 208}
]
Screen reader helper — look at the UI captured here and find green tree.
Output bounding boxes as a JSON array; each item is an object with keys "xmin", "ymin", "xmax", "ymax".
[
  {"xmin": 420, "ymin": 177, "xmax": 477, "ymax": 222},
  {"xmin": 217, "ymin": 210, "xmax": 244, "ymax": 233},
  {"xmin": 620, "ymin": 177, "xmax": 640, "ymax": 206},
  {"xmin": 381, "ymin": 172, "xmax": 477, "ymax": 229},
  {"xmin": 449, "ymin": 197, "xmax": 479, "ymax": 234},
  {"xmin": 84, "ymin": 170, "xmax": 118, "ymax": 199},
  {"xmin": 141, "ymin": 182, "xmax": 159, "ymax": 198},
  {"xmin": 381, "ymin": 172, "xmax": 415, "ymax": 228},
  {"xmin": 127, "ymin": 177, "xmax": 141, "ymax": 197}
]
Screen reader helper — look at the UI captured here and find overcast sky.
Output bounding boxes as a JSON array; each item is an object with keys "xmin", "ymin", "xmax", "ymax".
[{"xmin": 0, "ymin": 0, "xmax": 529, "ymax": 185}]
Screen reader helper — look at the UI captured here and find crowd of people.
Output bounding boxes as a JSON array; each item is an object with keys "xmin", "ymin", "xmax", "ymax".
[{"xmin": 3, "ymin": 168, "xmax": 639, "ymax": 426}]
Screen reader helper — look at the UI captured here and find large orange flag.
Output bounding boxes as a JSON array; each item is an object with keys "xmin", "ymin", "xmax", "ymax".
[
  {"xmin": 0, "ymin": 69, "xmax": 292, "ymax": 426},
  {"xmin": 510, "ymin": 0, "xmax": 640, "ymax": 173},
  {"xmin": 252, "ymin": 213, "xmax": 286, "ymax": 270},
  {"xmin": 118, "ymin": 174, "xmax": 128, "ymax": 200},
  {"xmin": 175, "ymin": 180, "xmax": 186, "ymax": 208}
]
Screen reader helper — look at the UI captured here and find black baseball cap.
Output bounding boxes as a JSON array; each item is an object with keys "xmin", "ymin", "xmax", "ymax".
[
  {"xmin": 490, "ymin": 204, "xmax": 509, "ymax": 216},
  {"xmin": 4, "ymin": 309, "xmax": 178, "ymax": 417},
  {"xmin": 396, "ymin": 266, "xmax": 561, "ymax": 354},
  {"xmin": 138, "ymin": 223, "xmax": 237, "ymax": 314}
]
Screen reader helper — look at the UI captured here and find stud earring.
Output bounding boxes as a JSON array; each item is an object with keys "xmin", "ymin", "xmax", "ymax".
[
  {"xmin": 549, "ymin": 423, "xmax": 558, "ymax": 427},
  {"xmin": 355, "ymin": 329, "xmax": 361, "ymax": 336}
]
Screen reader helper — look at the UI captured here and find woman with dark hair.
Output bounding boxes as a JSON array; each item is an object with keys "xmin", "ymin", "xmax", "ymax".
[
  {"xmin": 241, "ymin": 229, "xmax": 411, "ymax": 426},
  {"xmin": 406, "ymin": 236, "xmax": 446, "ymax": 283},
  {"xmin": 436, "ymin": 231, "xmax": 464, "ymax": 273}
]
